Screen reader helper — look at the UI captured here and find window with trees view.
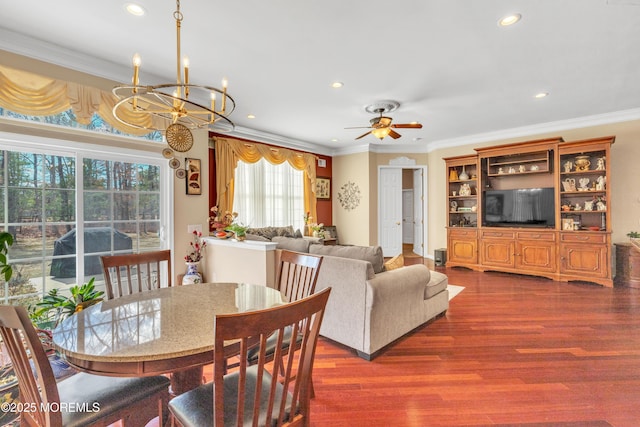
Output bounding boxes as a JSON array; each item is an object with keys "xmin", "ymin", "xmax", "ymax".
[{"xmin": 0, "ymin": 139, "xmax": 168, "ymax": 308}]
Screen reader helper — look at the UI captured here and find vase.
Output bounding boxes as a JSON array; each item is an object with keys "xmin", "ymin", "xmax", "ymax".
[
  {"xmin": 182, "ymin": 262, "xmax": 202, "ymax": 285},
  {"xmin": 312, "ymin": 230, "xmax": 319, "ymax": 237},
  {"xmin": 235, "ymin": 233, "xmax": 246, "ymax": 241}
]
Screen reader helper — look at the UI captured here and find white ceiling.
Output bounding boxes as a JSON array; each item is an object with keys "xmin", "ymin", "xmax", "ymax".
[{"xmin": 1, "ymin": 0, "xmax": 640, "ymax": 155}]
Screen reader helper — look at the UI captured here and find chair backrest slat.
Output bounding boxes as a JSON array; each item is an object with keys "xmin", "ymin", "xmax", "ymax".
[
  {"xmin": 100, "ymin": 250, "xmax": 172, "ymax": 300},
  {"xmin": 213, "ymin": 287, "xmax": 330, "ymax": 427},
  {"xmin": 277, "ymin": 250, "xmax": 323, "ymax": 302}
]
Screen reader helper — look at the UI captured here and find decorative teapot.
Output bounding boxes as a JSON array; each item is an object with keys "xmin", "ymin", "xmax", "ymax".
[{"xmin": 459, "ymin": 183, "xmax": 472, "ymax": 196}]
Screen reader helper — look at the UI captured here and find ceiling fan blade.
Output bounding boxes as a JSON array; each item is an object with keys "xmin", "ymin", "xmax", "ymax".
[
  {"xmin": 345, "ymin": 126, "xmax": 373, "ymax": 129},
  {"xmin": 355, "ymin": 131, "xmax": 372, "ymax": 140},
  {"xmin": 391, "ymin": 123, "xmax": 423, "ymax": 129},
  {"xmin": 389, "ymin": 129, "xmax": 402, "ymax": 139}
]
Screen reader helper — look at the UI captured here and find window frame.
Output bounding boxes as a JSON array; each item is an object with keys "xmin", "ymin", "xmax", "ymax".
[{"xmin": 0, "ymin": 129, "xmax": 173, "ymax": 303}]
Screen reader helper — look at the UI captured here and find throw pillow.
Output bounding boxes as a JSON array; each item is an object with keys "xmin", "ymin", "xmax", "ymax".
[{"xmin": 384, "ymin": 253, "xmax": 404, "ymax": 271}]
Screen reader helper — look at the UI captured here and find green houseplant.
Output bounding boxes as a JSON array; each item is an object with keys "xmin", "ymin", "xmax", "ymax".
[
  {"xmin": 29, "ymin": 278, "xmax": 104, "ymax": 329},
  {"xmin": 226, "ymin": 222, "xmax": 249, "ymax": 241},
  {"xmin": 0, "ymin": 232, "xmax": 13, "ymax": 282}
]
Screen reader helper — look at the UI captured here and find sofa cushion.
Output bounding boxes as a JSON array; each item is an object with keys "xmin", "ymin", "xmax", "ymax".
[
  {"xmin": 245, "ymin": 226, "xmax": 295, "ymax": 240},
  {"xmin": 272, "ymin": 236, "xmax": 311, "ymax": 253},
  {"xmin": 245, "ymin": 233, "xmax": 270, "ymax": 242},
  {"xmin": 383, "ymin": 254, "xmax": 404, "ymax": 271},
  {"xmin": 425, "ymin": 270, "xmax": 448, "ymax": 299},
  {"xmin": 309, "ymin": 244, "xmax": 385, "ymax": 274}
]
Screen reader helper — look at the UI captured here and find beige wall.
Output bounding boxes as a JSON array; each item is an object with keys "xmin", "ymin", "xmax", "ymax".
[{"xmin": 331, "ymin": 152, "xmax": 370, "ymax": 246}]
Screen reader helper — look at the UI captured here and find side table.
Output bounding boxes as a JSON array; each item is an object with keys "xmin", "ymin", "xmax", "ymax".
[{"xmin": 615, "ymin": 243, "xmax": 640, "ymax": 288}]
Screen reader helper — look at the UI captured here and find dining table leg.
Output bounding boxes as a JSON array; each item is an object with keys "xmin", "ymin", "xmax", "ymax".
[{"xmin": 170, "ymin": 366, "xmax": 205, "ymax": 396}]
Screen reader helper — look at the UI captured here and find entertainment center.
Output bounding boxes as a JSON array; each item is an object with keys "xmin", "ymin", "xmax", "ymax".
[{"xmin": 444, "ymin": 136, "xmax": 614, "ymax": 287}]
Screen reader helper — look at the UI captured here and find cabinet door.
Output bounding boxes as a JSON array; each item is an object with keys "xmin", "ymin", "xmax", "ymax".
[
  {"xmin": 516, "ymin": 240, "xmax": 556, "ymax": 272},
  {"xmin": 560, "ymin": 243, "xmax": 608, "ymax": 278},
  {"xmin": 480, "ymin": 239, "xmax": 515, "ymax": 268},
  {"xmin": 449, "ymin": 238, "xmax": 477, "ymax": 264}
]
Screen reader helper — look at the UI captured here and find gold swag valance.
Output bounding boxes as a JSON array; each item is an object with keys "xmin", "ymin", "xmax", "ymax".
[
  {"xmin": 0, "ymin": 65, "xmax": 153, "ymax": 135},
  {"xmin": 214, "ymin": 136, "xmax": 318, "ymax": 224}
]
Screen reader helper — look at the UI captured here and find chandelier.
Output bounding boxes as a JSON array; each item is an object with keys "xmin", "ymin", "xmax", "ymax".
[{"xmin": 112, "ymin": 0, "xmax": 235, "ymax": 153}]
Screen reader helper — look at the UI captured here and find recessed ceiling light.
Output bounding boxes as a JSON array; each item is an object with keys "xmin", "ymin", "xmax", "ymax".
[
  {"xmin": 331, "ymin": 138, "xmax": 338, "ymax": 142},
  {"xmin": 125, "ymin": 3, "xmax": 146, "ymax": 16},
  {"xmin": 247, "ymin": 114, "xmax": 256, "ymax": 119},
  {"xmin": 331, "ymin": 81, "xmax": 343, "ymax": 89},
  {"xmin": 498, "ymin": 13, "xmax": 521, "ymax": 27},
  {"xmin": 534, "ymin": 92, "xmax": 549, "ymax": 99}
]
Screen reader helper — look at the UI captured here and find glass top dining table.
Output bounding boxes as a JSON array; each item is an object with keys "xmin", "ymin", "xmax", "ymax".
[{"xmin": 52, "ymin": 282, "xmax": 286, "ymax": 393}]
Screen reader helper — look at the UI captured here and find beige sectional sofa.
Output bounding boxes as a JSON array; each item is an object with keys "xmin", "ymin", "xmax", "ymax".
[{"xmin": 273, "ymin": 238, "xmax": 449, "ymax": 360}]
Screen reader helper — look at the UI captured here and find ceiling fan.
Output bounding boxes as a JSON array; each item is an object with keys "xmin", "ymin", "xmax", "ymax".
[{"xmin": 346, "ymin": 101, "xmax": 422, "ymax": 140}]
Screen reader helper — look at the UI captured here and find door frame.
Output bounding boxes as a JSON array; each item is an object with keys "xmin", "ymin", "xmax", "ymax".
[{"xmin": 378, "ymin": 164, "xmax": 427, "ymax": 258}]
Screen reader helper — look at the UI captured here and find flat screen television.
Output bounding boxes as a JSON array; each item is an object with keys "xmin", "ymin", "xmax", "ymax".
[{"xmin": 483, "ymin": 188, "xmax": 555, "ymax": 228}]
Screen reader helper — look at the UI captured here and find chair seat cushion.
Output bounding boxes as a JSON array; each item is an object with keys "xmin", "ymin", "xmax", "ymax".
[
  {"xmin": 169, "ymin": 365, "xmax": 292, "ymax": 427},
  {"xmin": 58, "ymin": 373, "xmax": 170, "ymax": 427}
]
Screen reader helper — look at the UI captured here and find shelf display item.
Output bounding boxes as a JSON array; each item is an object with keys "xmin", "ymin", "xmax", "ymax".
[{"xmin": 574, "ymin": 155, "xmax": 591, "ymax": 171}]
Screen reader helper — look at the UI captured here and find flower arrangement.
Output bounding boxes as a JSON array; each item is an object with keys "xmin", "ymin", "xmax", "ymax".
[
  {"xmin": 303, "ymin": 211, "xmax": 312, "ymax": 225},
  {"xmin": 185, "ymin": 230, "xmax": 206, "ymax": 262},
  {"xmin": 209, "ymin": 206, "xmax": 237, "ymax": 231},
  {"xmin": 310, "ymin": 222, "xmax": 324, "ymax": 232}
]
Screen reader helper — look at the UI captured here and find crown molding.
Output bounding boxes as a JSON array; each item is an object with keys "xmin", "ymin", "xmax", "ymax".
[
  {"xmin": 426, "ymin": 108, "xmax": 640, "ymax": 152},
  {"xmin": 228, "ymin": 126, "xmax": 334, "ymax": 156}
]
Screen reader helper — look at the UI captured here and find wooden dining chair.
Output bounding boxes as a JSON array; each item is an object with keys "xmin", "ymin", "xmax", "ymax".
[
  {"xmin": 168, "ymin": 287, "xmax": 331, "ymax": 427},
  {"xmin": 0, "ymin": 304, "xmax": 171, "ymax": 427},
  {"xmin": 225, "ymin": 250, "xmax": 323, "ymax": 372},
  {"xmin": 100, "ymin": 249, "xmax": 172, "ymax": 300}
]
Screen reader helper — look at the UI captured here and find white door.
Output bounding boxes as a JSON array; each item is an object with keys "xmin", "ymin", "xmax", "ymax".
[
  {"xmin": 379, "ymin": 168, "xmax": 403, "ymax": 256},
  {"xmin": 413, "ymin": 168, "xmax": 424, "ymax": 256},
  {"xmin": 402, "ymin": 190, "xmax": 414, "ymax": 244}
]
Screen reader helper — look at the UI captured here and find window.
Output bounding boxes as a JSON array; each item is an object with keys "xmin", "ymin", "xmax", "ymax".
[
  {"xmin": 233, "ymin": 158, "xmax": 305, "ymax": 231},
  {"xmin": 0, "ymin": 135, "xmax": 170, "ymax": 307}
]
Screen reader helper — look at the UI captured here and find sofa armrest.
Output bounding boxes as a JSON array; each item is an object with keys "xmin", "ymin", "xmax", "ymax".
[
  {"xmin": 363, "ymin": 264, "xmax": 432, "ymax": 354},
  {"xmin": 314, "ymin": 255, "xmax": 375, "ymax": 352}
]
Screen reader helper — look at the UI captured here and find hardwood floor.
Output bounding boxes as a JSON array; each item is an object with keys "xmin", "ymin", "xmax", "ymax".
[
  {"xmin": 308, "ymin": 266, "xmax": 640, "ymax": 426},
  {"xmin": 146, "ymin": 264, "xmax": 640, "ymax": 426}
]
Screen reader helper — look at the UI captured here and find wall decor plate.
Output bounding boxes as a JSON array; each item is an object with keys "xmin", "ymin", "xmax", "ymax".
[
  {"xmin": 166, "ymin": 123, "xmax": 194, "ymax": 152},
  {"xmin": 168, "ymin": 158, "xmax": 181, "ymax": 169},
  {"xmin": 162, "ymin": 147, "xmax": 174, "ymax": 159},
  {"xmin": 175, "ymin": 168, "xmax": 186, "ymax": 179}
]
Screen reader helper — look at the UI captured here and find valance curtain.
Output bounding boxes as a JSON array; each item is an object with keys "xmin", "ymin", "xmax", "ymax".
[
  {"xmin": 214, "ymin": 136, "xmax": 317, "ymax": 224},
  {"xmin": 0, "ymin": 65, "xmax": 154, "ymax": 135}
]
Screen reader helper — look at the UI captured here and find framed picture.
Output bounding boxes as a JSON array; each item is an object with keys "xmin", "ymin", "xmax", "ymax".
[
  {"xmin": 562, "ymin": 218, "xmax": 574, "ymax": 231},
  {"xmin": 185, "ymin": 158, "xmax": 201, "ymax": 195},
  {"xmin": 316, "ymin": 177, "xmax": 331, "ymax": 200}
]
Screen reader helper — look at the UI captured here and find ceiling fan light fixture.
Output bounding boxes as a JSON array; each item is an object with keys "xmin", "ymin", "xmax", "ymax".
[{"xmin": 372, "ymin": 127, "xmax": 391, "ymax": 140}]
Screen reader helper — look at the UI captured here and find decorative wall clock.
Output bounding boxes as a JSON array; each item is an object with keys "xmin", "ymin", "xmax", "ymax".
[{"xmin": 338, "ymin": 181, "xmax": 361, "ymax": 211}]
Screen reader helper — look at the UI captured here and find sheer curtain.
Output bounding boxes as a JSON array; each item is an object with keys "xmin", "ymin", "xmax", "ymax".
[{"xmin": 233, "ymin": 158, "xmax": 305, "ymax": 230}]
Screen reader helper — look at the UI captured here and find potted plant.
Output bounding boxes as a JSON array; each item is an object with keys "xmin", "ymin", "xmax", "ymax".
[
  {"xmin": 627, "ymin": 231, "xmax": 640, "ymax": 250},
  {"xmin": 0, "ymin": 232, "xmax": 13, "ymax": 282},
  {"xmin": 226, "ymin": 222, "xmax": 249, "ymax": 241},
  {"xmin": 29, "ymin": 278, "xmax": 104, "ymax": 329}
]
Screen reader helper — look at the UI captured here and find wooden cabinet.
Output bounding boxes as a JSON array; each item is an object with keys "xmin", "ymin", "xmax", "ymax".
[
  {"xmin": 444, "ymin": 136, "xmax": 615, "ymax": 287},
  {"xmin": 447, "ymin": 228, "xmax": 477, "ymax": 267},
  {"xmin": 615, "ymin": 243, "xmax": 640, "ymax": 288}
]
